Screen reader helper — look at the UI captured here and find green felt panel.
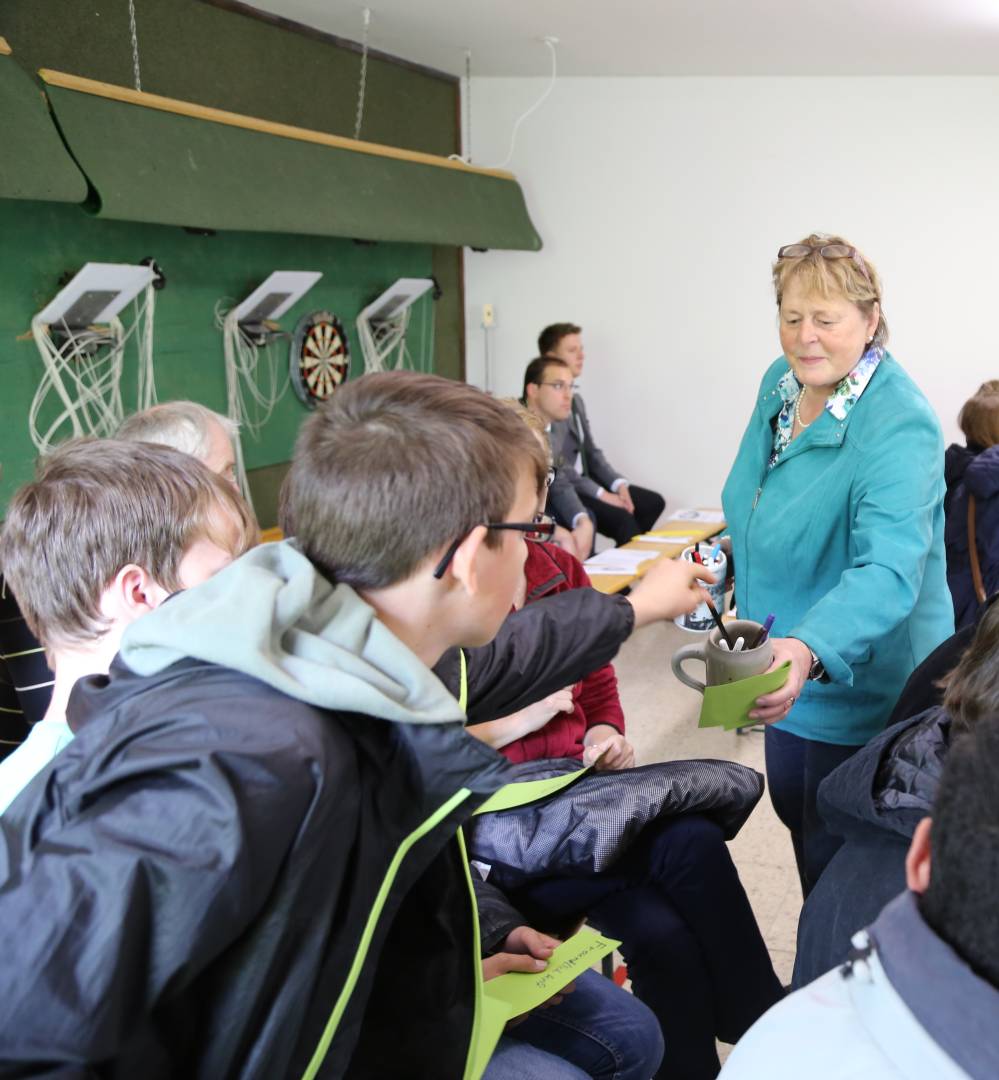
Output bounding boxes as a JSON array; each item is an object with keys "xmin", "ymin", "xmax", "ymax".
[
  {"xmin": 44, "ymin": 86, "xmax": 542, "ymax": 251},
  {"xmin": 0, "ymin": 199, "xmax": 438, "ymax": 515},
  {"xmin": 245, "ymin": 461, "xmax": 291, "ymax": 531},
  {"xmin": 0, "ymin": 0, "xmax": 473, "ymax": 379},
  {"xmin": 0, "ymin": 0, "xmax": 458, "ymax": 157},
  {"xmin": 0, "ymin": 55, "xmax": 87, "ymax": 203}
]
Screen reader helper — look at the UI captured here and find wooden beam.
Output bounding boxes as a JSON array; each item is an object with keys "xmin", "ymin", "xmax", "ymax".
[{"xmin": 38, "ymin": 69, "xmax": 514, "ymax": 182}]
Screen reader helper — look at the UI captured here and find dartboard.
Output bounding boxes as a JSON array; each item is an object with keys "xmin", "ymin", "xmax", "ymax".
[{"xmin": 290, "ymin": 310, "xmax": 350, "ymax": 407}]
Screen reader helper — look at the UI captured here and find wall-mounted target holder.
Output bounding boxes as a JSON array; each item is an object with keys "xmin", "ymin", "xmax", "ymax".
[{"xmin": 289, "ymin": 310, "xmax": 351, "ymax": 407}]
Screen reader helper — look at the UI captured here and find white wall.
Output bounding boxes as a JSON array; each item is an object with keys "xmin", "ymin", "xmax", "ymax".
[{"xmin": 464, "ymin": 77, "xmax": 997, "ymax": 510}]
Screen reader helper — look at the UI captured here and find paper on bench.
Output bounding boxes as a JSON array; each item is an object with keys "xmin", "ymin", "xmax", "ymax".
[
  {"xmin": 584, "ymin": 549, "xmax": 658, "ymax": 574},
  {"xmin": 633, "ymin": 534, "xmax": 695, "ymax": 545},
  {"xmin": 670, "ymin": 508, "xmax": 726, "ymax": 524}
]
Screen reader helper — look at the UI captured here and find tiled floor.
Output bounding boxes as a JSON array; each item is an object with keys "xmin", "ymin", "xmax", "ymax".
[{"xmin": 611, "ymin": 615, "xmax": 802, "ymax": 1057}]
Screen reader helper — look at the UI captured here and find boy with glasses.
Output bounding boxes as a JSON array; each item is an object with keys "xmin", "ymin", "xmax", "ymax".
[{"xmin": 0, "ymin": 372, "xmax": 709, "ymax": 1079}]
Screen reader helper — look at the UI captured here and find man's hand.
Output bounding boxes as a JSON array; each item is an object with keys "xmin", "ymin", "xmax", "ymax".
[
  {"xmin": 598, "ymin": 489, "xmax": 628, "ymax": 510},
  {"xmin": 627, "ymin": 557, "xmax": 716, "ymax": 628},
  {"xmin": 616, "ymin": 483, "xmax": 636, "ymax": 514},
  {"xmin": 582, "ymin": 726, "xmax": 635, "ymax": 769},
  {"xmin": 572, "ymin": 517, "xmax": 595, "ymax": 561},
  {"xmin": 749, "ymin": 637, "xmax": 811, "ymax": 722}
]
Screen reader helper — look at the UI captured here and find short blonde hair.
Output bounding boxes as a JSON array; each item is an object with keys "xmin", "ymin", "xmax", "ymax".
[
  {"xmin": 0, "ymin": 439, "xmax": 258, "ymax": 650},
  {"xmin": 773, "ymin": 233, "xmax": 888, "ymax": 348},
  {"xmin": 958, "ymin": 381, "xmax": 999, "ymax": 449},
  {"xmin": 499, "ymin": 397, "xmax": 552, "ymax": 493}
]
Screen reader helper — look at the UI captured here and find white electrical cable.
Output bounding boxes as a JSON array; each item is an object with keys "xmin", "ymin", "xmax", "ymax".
[{"xmin": 483, "ymin": 38, "xmax": 558, "ymax": 170}]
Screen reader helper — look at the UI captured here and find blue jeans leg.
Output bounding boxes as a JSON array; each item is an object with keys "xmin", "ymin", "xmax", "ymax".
[
  {"xmin": 486, "ymin": 969, "xmax": 664, "ymax": 1080},
  {"xmin": 765, "ymin": 724, "xmax": 863, "ymax": 896}
]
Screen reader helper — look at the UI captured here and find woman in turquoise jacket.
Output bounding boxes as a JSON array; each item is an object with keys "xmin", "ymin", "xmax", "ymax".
[{"xmin": 721, "ymin": 235, "xmax": 952, "ymax": 895}]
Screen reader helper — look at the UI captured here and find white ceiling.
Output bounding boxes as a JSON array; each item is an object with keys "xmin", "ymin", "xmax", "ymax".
[{"xmin": 245, "ymin": 0, "xmax": 999, "ymax": 77}]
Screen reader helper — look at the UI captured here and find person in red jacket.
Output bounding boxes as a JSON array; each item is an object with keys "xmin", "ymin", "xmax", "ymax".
[{"xmin": 475, "ymin": 538, "xmax": 633, "ymax": 768}]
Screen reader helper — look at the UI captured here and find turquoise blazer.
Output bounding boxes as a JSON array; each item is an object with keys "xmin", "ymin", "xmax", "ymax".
[{"xmin": 721, "ymin": 355, "xmax": 953, "ymax": 746}]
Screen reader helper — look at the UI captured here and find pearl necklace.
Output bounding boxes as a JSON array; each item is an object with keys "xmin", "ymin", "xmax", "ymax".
[{"xmin": 794, "ymin": 386, "xmax": 812, "ymax": 429}]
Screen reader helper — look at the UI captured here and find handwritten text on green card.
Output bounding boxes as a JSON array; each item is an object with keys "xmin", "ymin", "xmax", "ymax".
[{"xmin": 483, "ymin": 927, "xmax": 621, "ymax": 1019}]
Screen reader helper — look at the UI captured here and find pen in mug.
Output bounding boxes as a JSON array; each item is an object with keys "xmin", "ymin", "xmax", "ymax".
[
  {"xmin": 705, "ymin": 596, "xmax": 736, "ymax": 649},
  {"xmin": 751, "ymin": 613, "xmax": 775, "ymax": 649}
]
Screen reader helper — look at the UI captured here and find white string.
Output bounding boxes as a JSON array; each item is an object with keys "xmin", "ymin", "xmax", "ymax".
[
  {"xmin": 464, "ymin": 49, "xmax": 472, "ymax": 163},
  {"xmin": 135, "ymin": 282, "xmax": 157, "ymax": 410},
  {"xmin": 353, "ymin": 8, "xmax": 371, "ymax": 141},
  {"xmin": 216, "ymin": 302, "xmax": 291, "ymax": 506},
  {"xmin": 448, "ymin": 50, "xmax": 474, "ymax": 164},
  {"xmin": 28, "ymin": 299, "xmax": 152, "ymax": 454},
  {"xmin": 127, "ymin": 0, "xmax": 142, "ymax": 93},
  {"xmin": 483, "ymin": 38, "xmax": 557, "ymax": 170}
]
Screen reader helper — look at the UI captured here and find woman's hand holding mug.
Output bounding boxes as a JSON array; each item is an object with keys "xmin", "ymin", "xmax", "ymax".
[{"xmin": 749, "ymin": 637, "xmax": 813, "ymax": 722}]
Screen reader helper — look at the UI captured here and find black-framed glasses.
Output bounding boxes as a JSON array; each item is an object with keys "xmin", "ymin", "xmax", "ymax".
[
  {"xmin": 777, "ymin": 243, "xmax": 873, "ymax": 288},
  {"xmin": 432, "ymin": 514, "xmax": 556, "ymax": 580},
  {"xmin": 538, "ymin": 380, "xmax": 577, "ymax": 393}
]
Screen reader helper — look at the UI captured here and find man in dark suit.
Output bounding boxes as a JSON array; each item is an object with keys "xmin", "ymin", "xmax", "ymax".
[{"xmin": 540, "ymin": 323, "xmax": 665, "ymax": 546}]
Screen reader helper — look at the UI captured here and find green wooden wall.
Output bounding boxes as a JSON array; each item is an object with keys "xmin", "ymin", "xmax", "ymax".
[
  {"xmin": 0, "ymin": 0, "xmax": 465, "ymax": 521},
  {"xmin": 0, "ymin": 200, "xmax": 436, "ymax": 519}
]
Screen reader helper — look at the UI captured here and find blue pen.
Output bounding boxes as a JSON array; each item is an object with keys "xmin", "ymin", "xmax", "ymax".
[
  {"xmin": 752, "ymin": 613, "xmax": 775, "ymax": 649},
  {"xmin": 710, "ymin": 542, "xmax": 721, "ymax": 561}
]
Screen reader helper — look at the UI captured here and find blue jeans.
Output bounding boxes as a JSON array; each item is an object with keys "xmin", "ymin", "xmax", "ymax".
[
  {"xmin": 764, "ymin": 724, "xmax": 863, "ymax": 896},
  {"xmin": 485, "ymin": 969, "xmax": 664, "ymax": 1080}
]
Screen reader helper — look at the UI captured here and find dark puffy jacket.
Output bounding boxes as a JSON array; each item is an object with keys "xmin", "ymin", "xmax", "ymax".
[
  {"xmin": 0, "ymin": 588, "xmax": 634, "ymax": 1079},
  {"xmin": 945, "ymin": 442, "xmax": 999, "ymax": 628},
  {"xmin": 466, "ymin": 756, "xmax": 765, "ymax": 893},
  {"xmin": 793, "ymin": 706, "xmax": 950, "ymax": 987}
]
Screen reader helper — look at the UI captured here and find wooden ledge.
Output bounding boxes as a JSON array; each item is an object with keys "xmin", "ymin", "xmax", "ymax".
[{"xmin": 38, "ymin": 69, "xmax": 515, "ymax": 181}]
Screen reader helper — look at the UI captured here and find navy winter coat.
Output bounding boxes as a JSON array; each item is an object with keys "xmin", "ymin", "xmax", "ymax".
[{"xmin": 945, "ymin": 442, "xmax": 999, "ymax": 629}]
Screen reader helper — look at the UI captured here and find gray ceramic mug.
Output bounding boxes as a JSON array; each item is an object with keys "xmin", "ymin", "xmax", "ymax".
[{"xmin": 671, "ymin": 619, "xmax": 773, "ymax": 693}]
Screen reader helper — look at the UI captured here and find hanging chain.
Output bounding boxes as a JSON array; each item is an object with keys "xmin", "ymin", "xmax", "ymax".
[
  {"xmin": 464, "ymin": 49, "xmax": 472, "ymax": 162},
  {"xmin": 127, "ymin": 0, "xmax": 142, "ymax": 92},
  {"xmin": 353, "ymin": 7, "xmax": 371, "ymax": 140}
]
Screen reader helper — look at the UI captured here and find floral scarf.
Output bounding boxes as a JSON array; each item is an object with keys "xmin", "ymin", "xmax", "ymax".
[{"xmin": 768, "ymin": 344, "xmax": 884, "ymax": 470}]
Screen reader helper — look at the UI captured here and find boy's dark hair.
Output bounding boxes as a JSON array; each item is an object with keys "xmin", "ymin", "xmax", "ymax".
[
  {"xmin": 0, "ymin": 439, "xmax": 256, "ymax": 650},
  {"xmin": 919, "ymin": 716, "xmax": 999, "ymax": 988},
  {"xmin": 522, "ymin": 356, "xmax": 569, "ymax": 401},
  {"xmin": 941, "ymin": 599, "xmax": 999, "ymax": 731},
  {"xmin": 282, "ymin": 371, "xmax": 547, "ymax": 589},
  {"xmin": 538, "ymin": 322, "xmax": 581, "ymax": 357}
]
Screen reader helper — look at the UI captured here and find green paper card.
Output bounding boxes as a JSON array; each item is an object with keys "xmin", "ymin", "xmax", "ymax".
[
  {"xmin": 474, "ymin": 766, "xmax": 592, "ymax": 816},
  {"xmin": 483, "ymin": 927, "xmax": 621, "ymax": 1019},
  {"xmin": 468, "ymin": 992, "xmax": 514, "ymax": 1080},
  {"xmin": 698, "ymin": 661, "xmax": 792, "ymax": 730}
]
